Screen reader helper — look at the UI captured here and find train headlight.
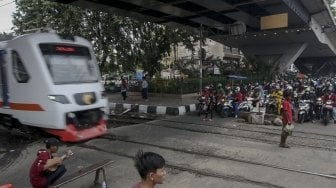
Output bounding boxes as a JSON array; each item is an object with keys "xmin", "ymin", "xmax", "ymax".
[{"xmin": 48, "ymin": 95, "xmax": 70, "ymax": 104}]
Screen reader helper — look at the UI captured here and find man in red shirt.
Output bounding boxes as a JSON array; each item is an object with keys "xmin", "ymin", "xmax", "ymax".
[
  {"xmin": 29, "ymin": 138, "xmax": 66, "ymax": 188},
  {"xmin": 279, "ymin": 91, "xmax": 293, "ymax": 148}
]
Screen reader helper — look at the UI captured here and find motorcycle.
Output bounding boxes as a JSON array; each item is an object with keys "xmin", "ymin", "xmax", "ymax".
[
  {"xmin": 322, "ymin": 100, "xmax": 333, "ymax": 126},
  {"xmin": 239, "ymin": 98, "xmax": 253, "ymax": 112},
  {"xmin": 221, "ymin": 97, "xmax": 252, "ymax": 117},
  {"xmin": 297, "ymin": 100, "xmax": 311, "ymax": 123},
  {"xmin": 293, "ymin": 91, "xmax": 302, "ymax": 108},
  {"xmin": 265, "ymin": 95, "xmax": 277, "ymax": 114},
  {"xmin": 315, "ymin": 97, "xmax": 323, "ymax": 120},
  {"xmin": 197, "ymin": 96, "xmax": 207, "ymax": 116},
  {"xmin": 215, "ymin": 95, "xmax": 225, "ymax": 114},
  {"xmin": 221, "ymin": 99, "xmax": 234, "ymax": 117}
]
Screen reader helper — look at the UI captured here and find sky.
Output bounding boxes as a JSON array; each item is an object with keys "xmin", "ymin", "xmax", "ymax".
[
  {"xmin": 0, "ymin": 0, "xmax": 16, "ymax": 33},
  {"xmin": 0, "ymin": 1, "xmax": 336, "ymax": 33}
]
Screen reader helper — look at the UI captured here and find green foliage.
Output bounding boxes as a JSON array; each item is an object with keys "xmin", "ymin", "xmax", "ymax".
[
  {"xmin": 0, "ymin": 32, "xmax": 14, "ymax": 41},
  {"xmin": 327, "ymin": 0, "xmax": 336, "ymax": 16},
  {"xmin": 12, "ymin": 0, "xmax": 198, "ymax": 77},
  {"xmin": 171, "ymin": 59, "xmax": 200, "ymax": 78},
  {"xmin": 143, "ymin": 76, "xmax": 229, "ymax": 94},
  {"xmin": 240, "ymin": 56, "xmax": 273, "ymax": 81}
]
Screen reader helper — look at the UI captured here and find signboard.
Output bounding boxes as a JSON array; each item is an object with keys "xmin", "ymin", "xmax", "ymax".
[
  {"xmin": 260, "ymin": 13, "xmax": 288, "ymax": 30},
  {"xmin": 135, "ymin": 70, "xmax": 143, "ymax": 81}
]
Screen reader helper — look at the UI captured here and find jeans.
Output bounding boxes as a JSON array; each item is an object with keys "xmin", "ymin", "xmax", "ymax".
[
  {"xmin": 46, "ymin": 165, "xmax": 66, "ymax": 186},
  {"xmin": 142, "ymin": 88, "xmax": 148, "ymax": 99},
  {"xmin": 121, "ymin": 91, "xmax": 127, "ymax": 100},
  {"xmin": 233, "ymin": 102, "xmax": 240, "ymax": 116}
]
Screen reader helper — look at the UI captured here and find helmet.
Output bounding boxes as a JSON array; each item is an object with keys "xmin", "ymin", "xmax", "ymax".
[
  {"xmin": 205, "ymin": 86, "xmax": 210, "ymax": 90},
  {"xmin": 305, "ymin": 87, "xmax": 310, "ymax": 93},
  {"xmin": 235, "ymin": 86, "xmax": 240, "ymax": 92},
  {"xmin": 217, "ymin": 83, "xmax": 222, "ymax": 87},
  {"xmin": 276, "ymin": 85, "xmax": 280, "ymax": 90}
]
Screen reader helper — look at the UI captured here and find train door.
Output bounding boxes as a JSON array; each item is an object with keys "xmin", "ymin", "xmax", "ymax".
[{"xmin": 0, "ymin": 50, "xmax": 9, "ymax": 107}]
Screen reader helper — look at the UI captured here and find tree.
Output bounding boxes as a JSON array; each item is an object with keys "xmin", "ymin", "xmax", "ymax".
[
  {"xmin": 12, "ymin": 0, "xmax": 199, "ymax": 77},
  {"xmin": 327, "ymin": 0, "xmax": 336, "ymax": 16},
  {"xmin": 0, "ymin": 32, "xmax": 14, "ymax": 41},
  {"xmin": 240, "ymin": 56, "xmax": 273, "ymax": 80}
]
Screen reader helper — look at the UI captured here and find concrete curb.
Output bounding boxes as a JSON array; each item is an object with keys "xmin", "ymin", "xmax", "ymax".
[{"xmin": 109, "ymin": 103, "xmax": 197, "ymax": 116}]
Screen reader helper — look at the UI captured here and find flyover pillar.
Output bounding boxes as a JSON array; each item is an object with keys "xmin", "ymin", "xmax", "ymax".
[
  {"xmin": 272, "ymin": 42, "xmax": 307, "ymax": 73},
  {"xmin": 241, "ymin": 42, "xmax": 307, "ymax": 73}
]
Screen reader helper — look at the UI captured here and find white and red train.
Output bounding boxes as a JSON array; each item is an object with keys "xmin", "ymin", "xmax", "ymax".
[{"xmin": 0, "ymin": 30, "xmax": 108, "ymax": 142}]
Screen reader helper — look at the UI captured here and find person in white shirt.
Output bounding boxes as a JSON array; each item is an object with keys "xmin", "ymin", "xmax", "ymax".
[{"xmin": 142, "ymin": 76, "xmax": 148, "ymax": 100}]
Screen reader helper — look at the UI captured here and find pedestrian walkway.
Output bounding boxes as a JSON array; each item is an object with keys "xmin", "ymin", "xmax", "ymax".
[{"xmin": 108, "ymin": 92, "xmax": 198, "ymax": 116}]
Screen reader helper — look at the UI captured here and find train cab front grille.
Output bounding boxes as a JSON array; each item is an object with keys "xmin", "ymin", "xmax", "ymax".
[{"xmin": 66, "ymin": 109, "xmax": 103, "ymax": 129}]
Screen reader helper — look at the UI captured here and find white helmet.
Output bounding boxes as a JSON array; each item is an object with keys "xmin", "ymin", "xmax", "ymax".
[
  {"xmin": 305, "ymin": 87, "xmax": 310, "ymax": 92},
  {"xmin": 235, "ymin": 86, "xmax": 240, "ymax": 92}
]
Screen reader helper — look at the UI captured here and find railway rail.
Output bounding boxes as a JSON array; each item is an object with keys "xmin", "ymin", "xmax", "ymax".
[
  {"xmin": 78, "ymin": 141, "xmax": 284, "ymax": 188},
  {"xmin": 73, "ymin": 131, "xmax": 336, "ymax": 188},
  {"xmin": 110, "ymin": 116, "xmax": 336, "ymax": 151}
]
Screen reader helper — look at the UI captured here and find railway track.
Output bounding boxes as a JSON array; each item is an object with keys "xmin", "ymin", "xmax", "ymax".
[
  {"xmin": 78, "ymin": 139, "xmax": 284, "ymax": 188},
  {"xmin": 74, "ymin": 132, "xmax": 336, "ymax": 188},
  {"xmin": 109, "ymin": 116, "xmax": 336, "ymax": 151},
  {"xmin": 162, "ymin": 119, "xmax": 336, "ymax": 141},
  {"xmin": 99, "ymin": 133, "xmax": 336, "ymax": 180},
  {"xmin": 108, "ymin": 114, "xmax": 160, "ymax": 128},
  {"xmin": 152, "ymin": 121, "xmax": 336, "ymax": 151}
]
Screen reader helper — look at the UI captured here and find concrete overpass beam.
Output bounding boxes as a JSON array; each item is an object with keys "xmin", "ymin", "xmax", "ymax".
[
  {"xmin": 281, "ymin": 0, "xmax": 309, "ymax": 23},
  {"xmin": 310, "ymin": 16, "xmax": 336, "ymax": 55},
  {"xmin": 241, "ymin": 43, "xmax": 307, "ymax": 73},
  {"xmin": 274, "ymin": 43, "xmax": 307, "ymax": 73}
]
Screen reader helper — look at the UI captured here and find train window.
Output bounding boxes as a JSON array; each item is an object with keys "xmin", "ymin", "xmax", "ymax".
[
  {"xmin": 12, "ymin": 51, "xmax": 30, "ymax": 83},
  {"xmin": 39, "ymin": 43, "xmax": 99, "ymax": 84}
]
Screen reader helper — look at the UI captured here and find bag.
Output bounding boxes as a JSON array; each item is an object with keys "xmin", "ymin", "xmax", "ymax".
[{"xmin": 284, "ymin": 124, "xmax": 294, "ymax": 135}]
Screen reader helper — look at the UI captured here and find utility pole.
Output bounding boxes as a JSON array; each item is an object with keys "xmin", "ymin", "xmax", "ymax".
[{"xmin": 199, "ymin": 24, "xmax": 203, "ymax": 94}]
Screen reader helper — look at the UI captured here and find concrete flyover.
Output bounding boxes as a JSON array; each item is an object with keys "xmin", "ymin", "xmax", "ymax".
[{"xmin": 53, "ymin": 0, "xmax": 336, "ymax": 75}]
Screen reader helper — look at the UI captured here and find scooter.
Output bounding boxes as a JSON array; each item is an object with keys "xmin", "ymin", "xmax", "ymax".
[
  {"xmin": 265, "ymin": 96, "xmax": 277, "ymax": 114},
  {"xmin": 315, "ymin": 97, "xmax": 322, "ymax": 120},
  {"xmin": 197, "ymin": 96, "xmax": 207, "ymax": 116},
  {"xmin": 221, "ymin": 99, "xmax": 234, "ymax": 117},
  {"xmin": 239, "ymin": 98, "xmax": 253, "ymax": 112},
  {"xmin": 221, "ymin": 98, "xmax": 253, "ymax": 117},
  {"xmin": 297, "ymin": 100, "xmax": 311, "ymax": 123},
  {"xmin": 322, "ymin": 100, "xmax": 333, "ymax": 126},
  {"xmin": 215, "ymin": 95, "xmax": 225, "ymax": 114}
]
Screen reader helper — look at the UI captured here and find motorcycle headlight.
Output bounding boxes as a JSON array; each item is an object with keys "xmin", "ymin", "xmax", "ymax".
[{"xmin": 48, "ymin": 95, "xmax": 70, "ymax": 104}]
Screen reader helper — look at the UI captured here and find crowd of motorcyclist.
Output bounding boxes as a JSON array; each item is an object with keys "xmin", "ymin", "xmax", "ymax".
[{"xmin": 198, "ymin": 76, "xmax": 336, "ymax": 125}]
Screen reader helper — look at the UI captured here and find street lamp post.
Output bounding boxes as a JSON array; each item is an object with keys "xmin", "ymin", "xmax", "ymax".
[{"xmin": 199, "ymin": 24, "xmax": 203, "ymax": 94}]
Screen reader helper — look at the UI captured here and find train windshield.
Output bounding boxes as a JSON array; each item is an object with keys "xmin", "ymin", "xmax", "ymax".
[{"xmin": 39, "ymin": 43, "xmax": 99, "ymax": 84}]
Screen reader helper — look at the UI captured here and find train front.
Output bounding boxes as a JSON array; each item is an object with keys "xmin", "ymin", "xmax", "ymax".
[{"xmin": 39, "ymin": 37, "xmax": 108, "ymax": 142}]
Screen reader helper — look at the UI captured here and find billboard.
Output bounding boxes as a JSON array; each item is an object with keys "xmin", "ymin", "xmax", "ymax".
[{"xmin": 260, "ymin": 13, "xmax": 288, "ymax": 30}]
